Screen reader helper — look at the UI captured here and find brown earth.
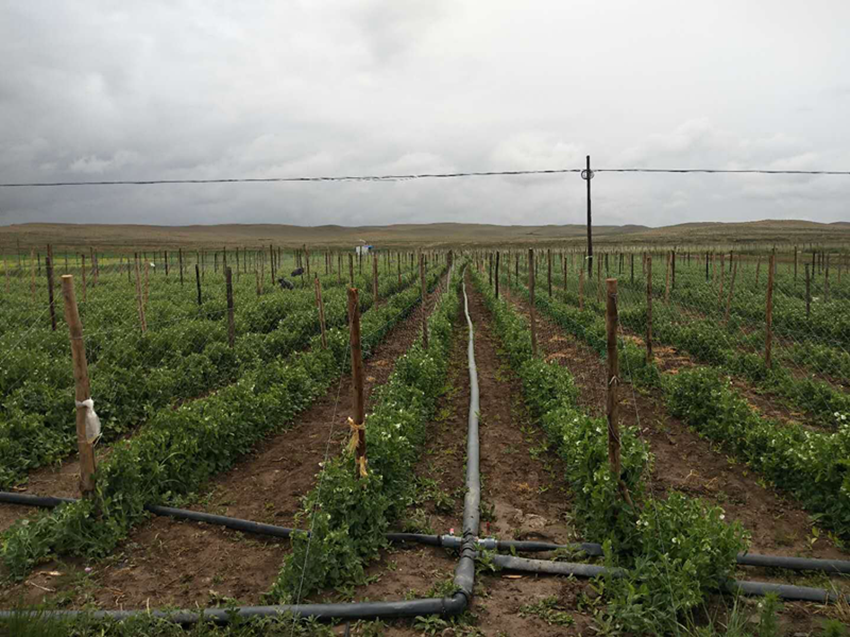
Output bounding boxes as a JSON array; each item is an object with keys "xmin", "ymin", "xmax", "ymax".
[{"xmin": 0, "ymin": 271, "xmax": 448, "ymax": 611}]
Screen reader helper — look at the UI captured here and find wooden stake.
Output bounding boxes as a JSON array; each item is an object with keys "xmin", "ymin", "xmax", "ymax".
[
  {"xmin": 824, "ymin": 253, "xmax": 830, "ymax": 302},
  {"xmin": 420, "ymin": 254, "xmax": 429, "ymax": 349},
  {"xmin": 372, "ymin": 251, "xmax": 379, "ymax": 304},
  {"xmin": 60, "ymin": 275, "xmax": 96, "ymax": 496},
  {"xmin": 724, "ymin": 255, "xmax": 738, "ymax": 324},
  {"xmin": 134, "ymin": 255, "xmax": 147, "ymax": 332},
  {"xmin": 645, "ymin": 256, "xmax": 653, "ymax": 363},
  {"xmin": 46, "ymin": 245, "xmax": 57, "ymax": 331},
  {"xmin": 315, "ymin": 276, "xmax": 328, "ymax": 349},
  {"xmin": 664, "ymin": 251, "xmax": 671, "ymax": 304},
  {"xmin": 547, "ymin": 249, "xmax": 552, "ymax": 297},
  {"xmin": 225, "ymin": 267, "xmax": 235, "ymax": 348},
  {"xmin": 529, "ymin": 248, "xmax": 538, "ymax": 357},
  {"xmin": 495, "ymin": 251, "xmax": 500, "ymax": 299},
  {"xmin": 347, "ymin": 287, "xmax": 367, "ymax": 479},
  {"xmin": 80, "ymin": 254, "xmax": 87, "ymax": 303},
  {"xmin": 805, "ymin": 263, "xmax": 811, "ymax": 319},
  {"xmin": 195, "ymin": 263, "xmax": 202, "ymax": 306},
  {"xmin": 349, "ymin": 253, "xmax": 355, "ymax": 287},
  {"xmin": 606, "ymin": 278, "xmax": 631, "ymax": 506},
  {"xmin": 765, "ymin": 253, "xmax": 775, "ymax": 368}
]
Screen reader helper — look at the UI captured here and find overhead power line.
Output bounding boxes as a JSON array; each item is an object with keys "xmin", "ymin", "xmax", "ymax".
[{"xmin": 1, "ymin": 167, "xmax": 849, "ymax": 188}]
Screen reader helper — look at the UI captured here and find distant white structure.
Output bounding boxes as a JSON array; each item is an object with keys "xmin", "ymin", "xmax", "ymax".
[{"xmin": 355, "ymin": 245, "xmax": 373, "ymax": 256}]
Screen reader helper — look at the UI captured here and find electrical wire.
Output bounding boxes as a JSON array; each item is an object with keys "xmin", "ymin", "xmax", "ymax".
[{"xmin": 3, "ymin": 166, "xmax": 849, "ymax": 189}]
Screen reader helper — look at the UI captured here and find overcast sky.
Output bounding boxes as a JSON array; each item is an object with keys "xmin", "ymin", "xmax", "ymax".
[{"xmin": 2, "ymin": 1, "xmax": 849, "ymax": 228}]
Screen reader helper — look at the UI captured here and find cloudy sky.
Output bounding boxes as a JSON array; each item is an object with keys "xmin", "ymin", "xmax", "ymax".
[{"xmin": 2, "ymin": 1, "xmax": 849, "ymax": 227}]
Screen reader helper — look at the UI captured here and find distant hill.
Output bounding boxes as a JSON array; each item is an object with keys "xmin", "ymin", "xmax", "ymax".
[{"xmin": 0, "ymin": 220, "xmax": 848, "ymax": 250}]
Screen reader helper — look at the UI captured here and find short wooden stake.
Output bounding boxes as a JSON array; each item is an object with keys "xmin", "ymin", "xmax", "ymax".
[
  {"xmin": 195, "ymin": 263, "xmax": 202, "ymax": 306},
  {"xmin": 420, "ymin": 254, "xmax": 429, "ymax": 349},
  {"xmin": 372, "ymin": 251, "xmax": 379, "ymax": 303},
  {"xmin": 61, "ymin": 275, "xmax": 97, "ymax": 496},
  {"xmin": 134, "ymin": 255, "xmax": 147, "ymax": 332},
  {"xmin": 529, "ymin": 248, "xmax": 538, "ymax": 357},
  {"xmin": 724, "ymin": 256, "xmax": 738, "ymax": 324},
  {"xmin": 765, "ymin": 253, "xmax": 775, "ymax": 368},
  {"xmin": 645, "ymin": 256, "xmax": 652, "ymax": 363},
  {"xmin": 225, "ymin": 267, "xmax": 235, "ymax": 348},
  {"xmin": 46, "ymin": 245, "xmax": 57, "ymax": 331},
  {"xmin": 315, "ymin": 276, "xmax": 328, "ymax": 349},
  {"xmin": 347, "ymin": 287, "xmax": 367, "ymax": 479}
]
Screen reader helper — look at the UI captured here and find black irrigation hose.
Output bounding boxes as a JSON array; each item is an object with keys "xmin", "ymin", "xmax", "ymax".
[{"xmin": 492, "ymin": 554, "xmax": 622, "ymax": 578}]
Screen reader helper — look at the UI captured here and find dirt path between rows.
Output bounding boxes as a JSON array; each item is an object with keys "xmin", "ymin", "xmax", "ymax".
[
  {"xmin": 0, "ymin": 273, "xmax": 448, "ymax": 611},
  {"xmin": 318, "ymin": 274, "xmax": 595, "ymax": 636}
]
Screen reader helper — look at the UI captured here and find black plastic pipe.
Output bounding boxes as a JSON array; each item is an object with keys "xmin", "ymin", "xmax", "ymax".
[{"xmin": 492, "ymin": 554, "xmax": 623, "ymax": 578}]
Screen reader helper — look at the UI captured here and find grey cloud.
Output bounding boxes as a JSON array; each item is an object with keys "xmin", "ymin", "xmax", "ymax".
[{"xmin": 1, "ymin": 1, "xmax": 849, "ymax": 228}]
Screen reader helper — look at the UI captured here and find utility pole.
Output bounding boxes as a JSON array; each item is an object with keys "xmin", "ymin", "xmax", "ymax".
[{"xmin": 583, "ymin": 155, "xmax": 594, "ymax": 275}]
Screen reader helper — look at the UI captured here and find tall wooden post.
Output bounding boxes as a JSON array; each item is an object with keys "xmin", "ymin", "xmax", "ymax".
[
  {"xmin": 349, "ymin": 253, "xmax": 355, "ymax": 287},
  {"xmin": 134, "ymin": 255, "xmax": 147, "ymax": 332},
  {"xmin": 606, "ymin": 278, "xmax": 630, "ymax": 505},
  {"xmin": 347, "ymin": 288, "xmax": 367, "ymax": 479},
  {"xmin": 305, "ymin": 245, "xmax": 311, "ymax": 278},
  {"xmin": 164, "ymin": 250, "xmax": 169, "ymax": 277},
  {"xmin": 46, "ymin": 245, "xmax": 57, "ymax": 331},
  {"xmin": 529, "ymin": 248, "xmax": 538, "ymax": 357},
  {"xmin": 225, "ymin": 267, "xmax": 235, "ymax": 348},
  {"xmin": 420, "ymin": 254, "xmax": 429, "ymax": 349},
  {"xmin": 765, "ymin": 253, "xmax": 775, "ymax": 368},
  {"xmin": 195, "ymin": 263, "xmax": 202, "ymax": 306},
  {"xmin": 61, "ymin": 275, "xmax": 97, "ymax": 496},
  {"xmin": 645, "ymin": 256, "xmax": 653, "ymax": 363}
]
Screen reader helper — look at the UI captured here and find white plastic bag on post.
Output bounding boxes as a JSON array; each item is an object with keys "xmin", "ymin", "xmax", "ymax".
[{"xmin": 75, "ymin": 398, "xmax": 102, "ymax": 445}]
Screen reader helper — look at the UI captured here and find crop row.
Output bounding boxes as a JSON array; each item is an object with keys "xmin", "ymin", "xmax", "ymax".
[
  {"xmin": 498, "ymin": 267, "xmax": 850, "ymax": 543},
  {"xmin": 469, "ymin": 267, "xmax": 746, "ymax": 634},
  {"xmin": 510, "ymin": 261, "xmax": 850, "ymax": 427},
  {"xmin": 0, "ymin": 264, "xmax": 447, "ymax": 578},
  {"xmin": 0, "ymin": 265, "xmax": 436, "ymax": 488}
]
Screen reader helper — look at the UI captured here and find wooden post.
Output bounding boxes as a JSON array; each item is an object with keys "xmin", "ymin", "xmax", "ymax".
[
  {"xmin": 495, "ymin": 251, "xmax": 500, "ymax": 299},
  {"xmin": 606, "ymin": 278, "xmax": 630, "ymax": 505},
  {"xmin": 372, "ymin": 251, "xmax": 379, "ymax": 303},
  {"xmin": 30, "ymin": 249, "xmax": 36, "ymax": 303},
  {"xmin": 61, "ymin": 275, "xmax": 97, "ymax": 496},
  {"xmin": 179, "ymin": 248, "xmax": 184, "ymax": 286},
  {"xmin": 529, "ymin": 248, "xmax": 538, "ymax": 357},
  {"xmin": 46, "ymin": 245, "xmax": 57, "ymax": 331},
  {"xmin": 664, "ymin": 251, "xmax": 671, "ymax": 304},
  {"xmin": 347, "ymin": 287, "xmax": 367, "ymax": 479},
  {"xmin": 420, "ymin": 254, "xmax": 429, "ymax": 349},
  {"xmin": 596, "ymin": 255, "xmax": 602, "ymax": 304},
  {"xmin": 579, "ymin": 267, "xmax": 585, "ymax": 311},
  {"xmin": 80, "ymin": 254, "xmax": 87, "ymax": 303},
  {"xmin": 134, "ymin": 255, "xmax": 147, "ymax": 332},
  {"xmin": 547, "ymin": 249, "xmax": 552, "ymax": 297},
  {"xmin": 645, "ymin": 256, "xmax": 653, "ymax": 363},
  {"xmin": 339, "ymin": 252, "xmax": 343, "ymax": 285},
  {"xmin": 718, "ymin": 253, "xmax": 725, "ymax": 305},
  {"xmin": 305, "ymin": 245, "xmax": 311, "ymax": 278},
  {"xmin": 824, "ymin": 253, "xmax": 830, "ymax": 302},
  {"xmin": 144, "ymin": 261, "xmax": 150, "ymax": 307},
  {"xmin": 397, "ymin": 252, "xmax": 402, "ymax": 288},
  {"xmin": 164, "ymin": 250, "xmax": 169, "ymax": 277},
  {"xmin": 225, "ymin": 267, "xmax": 235, "ymax": 348},
  {"xmin": 725, "ymin": 255, "xmax": 738, "ymax": 324},
  {"xmin": 315, "ymin": 276, "xmax": 328, "ymax": 349},
  {"xmin": 256, "ymin": 268, "xmax": 262, "ymax": 297},
  {"xmin": 765, "ymin": 253, "xmax": 775, "ymax": 368},
  {"xmin": 349, "ymin": 253, "xmax": 355, "ymax": 287},
  {"xmin": 195, "ymin": 263, "xmax": 202, "ymax": 306},
  {"xmin": 705, "ymin": 252, "xmax": 709, "ymax": 282},
  {"xmin": 269, "ymin": 244, "xmax": 275, "ymax": 285},
  {"xmin": 488, "ymin": 252, "xmax": 493, "ymax": 287},
  {"xmin": 805, "ymin": 263, "xmax": 811, "ymax": 319},
  {"xmin": 630, "ymin": 253, "xmax": 634, "ymax": 284},
  {"xmin": 756, "ymin": 257, "xmax": 762, "ymax": 287},
  {"xmin": 92, "ymin": 251, "xmax": 98, "ymax": 287},
  {"xmin": 671, "ymin": 250, "xmax": 676, "ymax": 290},
  {"xmin": 794, "ymin": 245, "xmax": 798, "ymax": 282}
]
